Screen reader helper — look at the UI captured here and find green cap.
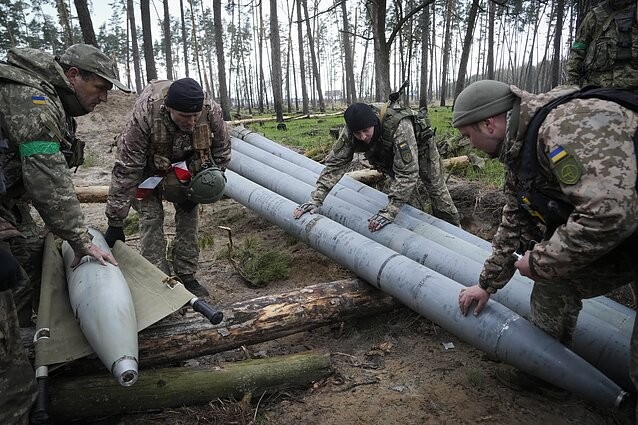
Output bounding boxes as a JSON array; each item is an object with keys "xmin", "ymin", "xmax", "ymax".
[
  {"xmin": 452, "ymin": 80, "xmax": 515, "ymax": 128},
  {"xmin": 58, "ymin": 44, "xmax": 131, "ymax": 93}
]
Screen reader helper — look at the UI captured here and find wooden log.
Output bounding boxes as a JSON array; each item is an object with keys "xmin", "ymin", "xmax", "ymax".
[
  {"xmin": 75, "ymin": 186, "xmax": 109, "ymax": 203},
  {"xmin": 23, "ymin": 279, "xmax": 397, "ymax": 369},
  {"xmin": 345, "ymin": 169, "xmax": 384, "ymax": 184},
  {"xmin": 49, "ymin": 350, "xmax": 331, "ymax": 420},
  {"xmin": 442, "ymin": 155, "xmax": 469, "ymax": 168}
]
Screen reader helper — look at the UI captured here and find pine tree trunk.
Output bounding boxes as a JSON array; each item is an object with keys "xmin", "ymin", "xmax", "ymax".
[
  {"xmin": 163, "ymin": 0, "xmax": 174, "ymax": 80},
  {"xmin": 127, "ymin": 0, "xmax": 143, "ymax": 93},
  {"xmin": 74, "ymin": 0, "xmax": 97, "ymax": 46}
]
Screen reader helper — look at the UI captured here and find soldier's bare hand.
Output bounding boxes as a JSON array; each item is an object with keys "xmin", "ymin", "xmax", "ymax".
[
  {"xmin": 293, "ymin": 202, "xmax": 319, "ymax": 219},
  {"xmin": 458, "ymin": 285, "xmax": 490, "ymax": 316},
  {"xmin": 368, "ymin": 213, "xmax": 392, "ymax": 232},
  {"xmin": 71, "ymin": 243, "xmax": 118, "ymax": 267}
]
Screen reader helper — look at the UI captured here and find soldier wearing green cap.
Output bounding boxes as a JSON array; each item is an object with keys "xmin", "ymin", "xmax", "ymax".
[
  {"xmin": 0, "ymin": 43, "xmax": 129, "ymax": 425},
  {"xmin": 453, "ymin": 80, "xmax": 638, "ymax": 404}
]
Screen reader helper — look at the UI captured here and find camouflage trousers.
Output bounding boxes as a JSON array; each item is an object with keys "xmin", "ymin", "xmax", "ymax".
[
  {"xmin": 0, "ymin": 290, "xmax": 38, "ymax": 425},
  {"xmin": 417, "ymin": 138, "xmax": 460, "ymax": 226},
  {"xmin": 0, "ymin": 200, "xmax": 45, "ymax": 326},
  {"xmin": 529, "ymin": 252, "xmax": 636, "ymax": 345},
  {"xmin": 133, "ymin": 195, "xmax": 199, "ymax": 277}
]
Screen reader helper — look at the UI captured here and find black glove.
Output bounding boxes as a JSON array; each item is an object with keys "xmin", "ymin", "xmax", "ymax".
[
  {"xmin": 178, "ymin": 200, "xmax": 198, "ymax": 213},
  {"xmin": 0, "ymin": 248, "xmax": 20, "ymax": 291},
  {"xmin": 104, "ymin": 226, "xmax": 125, "ymax": 247}
]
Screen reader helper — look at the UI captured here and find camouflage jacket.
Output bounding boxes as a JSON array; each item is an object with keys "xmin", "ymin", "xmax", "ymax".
[
  {"xmin": 566, "ymin": 1, "xmax": 638, "ymax": 90},
  {"xmin": 106, "ymin": 80, "xmax": 231, "ymax": 226},
  {"xmin": 0, "ymin": 48, "xmax": 92, "ymax": 254},
  {"xmin": 480, "ymin": 84, "xmax": 638, "ymax": 292},
  {"xmin": 310, "ymin": 114, "xmax": 419, "ymax": 220}
]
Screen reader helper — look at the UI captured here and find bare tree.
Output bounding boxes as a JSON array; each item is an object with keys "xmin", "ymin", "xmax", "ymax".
[
  {"xmin": 74, "ymin": 0, "xmax": 97, "ymax": 46},
  {"xmin": 301, "ymin": 0, "xmax": 325, "ymax": 111},
  {"xmin": 213, "ymin": 0, "xmax": 231, "ymax": 120},
  {"xmin": 163, "ymin": 0, "xmax": 174, "ymax": 80},
  {"xmin": 551, "ymin": 0, "xmax": 565, "ymax": 87},
  {"xmin": 418, "ymin": 4, "xmax": 430, "ymax": 109},
  {"xmin": 453, "ymin": 0, "xmax": 480, "ymax": 100},
  {"xmin": 140, "ymin": 0, "xmax": 157, "ymax": 82},
  {"xmin": 296, "ymin": 0, "xmax": 309, "ymax": 114},
  {"xmin": 439, "ymin": 0, "xmax": 453, "ymax": 106},
  {"xmin": 340, "ymin": 0, "xmax": 357, "ymax": 104},
  {"xmin": 487, "ymin": 0, "xmax": 495, "ymax": 80},
  {"xmin": 127, "ymin": 0, "xmax": 143, "ymax": 93},
  {"xmin": 270, "ymin": 0, "xmax": 284, "ymax": 123},
  {"xmin": 55, "ymin": 0, "xmax": 73, "ymax": 46},
  {"xmin": 180, "ymin": 0, "xmax": 189, "ymax": 77}
]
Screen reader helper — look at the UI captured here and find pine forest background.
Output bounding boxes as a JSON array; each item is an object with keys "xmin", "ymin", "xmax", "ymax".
[{"xmin": 1, "ymin": 0, "xmax": 599, "ymax": 121}]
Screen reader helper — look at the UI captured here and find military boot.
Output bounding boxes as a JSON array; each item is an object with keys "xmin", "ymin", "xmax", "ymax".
[{"xmin": 178, "ymin": 274, "xmax": 209, "ymax": 298}]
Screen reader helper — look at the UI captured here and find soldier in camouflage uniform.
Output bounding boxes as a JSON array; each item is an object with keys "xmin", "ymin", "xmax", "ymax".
[
  {"xmin": 0, "ymin": 44, "xmax": 128, "ymax": 425},
  {"xmin": 105, "ymin": 78, "xmax": 230, "ymax": 297},
  {"xmin": 452, "ymin": 80, "xmax": 638, "ymax": 404},
  {"xmin": 293, "ymin": 102, "xmax": 460, "ymax": 230},
  {"xmin": 566, "ymin": 0, "xmax": 638, "ymax": 91}
]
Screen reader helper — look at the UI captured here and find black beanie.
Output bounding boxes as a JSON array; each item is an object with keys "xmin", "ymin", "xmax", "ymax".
[
  {"xmin": 165, "ymin": 78, "xmax": 205, "ymax": 113},
  {"xmin": 344, "ymin": 103, "xmax": 379, "ymax": 132}
]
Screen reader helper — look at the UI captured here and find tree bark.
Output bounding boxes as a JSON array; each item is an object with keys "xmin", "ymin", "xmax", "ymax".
[
  {"xmin": 180, "ymin": 0, "xmax": 190, "ymax": 77},
  {"xmin": 301, "ymin": 0, "xmax": 325, "ymax": 111},
  {"xmin": 127, "ymin": 0, "xmax": 143, "ymax": 93},
  {"xmin": 163, "ymin": 0, "xmax": 174, "ymax": 80},
  {"xmin": 23, "ymin": 279, "xmax": 397, "ymax": 367},
  {"xmin": 296, "ymin": 0, "xmax": 309, "ymax": 114},
  {"xmin": 213, "ymin": 0, "xmax": 231, "ymax": 120},
  {"xmin": 55, "ymin": 0, "xmax": 73, "ymax": 47},
  {"xmin": 269, "ymin": 0, "xmax": 284, "ymax": 123},
  {"xmin": 341, "ymin": 0, "xmax": 357, "ymax": 104},
  {"xmin": 439, "ymin": 0, "xmax": 453, "ymax": 106},
  {"xmin": 453, "ymin": 0, "xmax": 480, "ymax": 101},
  {"xmin": 73, "ymin": 0, "xmax": 97, "ymax": 46},
  {"xmin": 418, "ymin": 5, "xmax": 430, "ymax": 109},
  {"xmin": 48, "ymin": 350, "xmax": 332, "ymax": 420},
  {"xmin": 140, "ymin": 0, "xmax": 158, "ymax": 82},
  {"xmin": 75, "ymin": 186, "xmax": 109, "ymax": 203}
]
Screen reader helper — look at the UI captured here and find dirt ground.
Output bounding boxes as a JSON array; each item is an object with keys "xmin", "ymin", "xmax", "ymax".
[{"xmin": 62, "ymin": 91, "xmax": 636, "ymax": 425}]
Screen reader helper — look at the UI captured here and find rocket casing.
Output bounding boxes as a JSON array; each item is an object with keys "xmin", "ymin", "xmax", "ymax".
[{"xmin": 61, "ymin": 228, "xmax": 139, "ymax": 386}]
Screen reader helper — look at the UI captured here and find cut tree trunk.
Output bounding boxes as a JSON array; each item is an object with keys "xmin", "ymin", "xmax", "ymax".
[
  {"xmin": 75, "ymin": 186, "xmax": 109, "ymax": 203},
  {"xmin": 49, "ymin": 350, "xmax": 331, "ymax": 420},
  {"xmin": 23, "ymin": 279, "xmax": 398, "ymax": 369}
]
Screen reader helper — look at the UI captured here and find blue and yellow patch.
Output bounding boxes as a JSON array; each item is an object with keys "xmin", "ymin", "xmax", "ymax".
[
  {"xmin": 549, "ymin": 146, "xmax": 568, "ymax": 164},
  {"xmin": 549, "ymin": 146, "xmax": 581, "ymax": 185},
  {"xmin": 31, "ymin": 95, "xmax": 47, "ymax": 105}
]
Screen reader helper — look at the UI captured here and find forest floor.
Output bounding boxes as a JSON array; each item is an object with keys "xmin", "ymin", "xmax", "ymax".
[{"xmin": 61, "ymin": 91, "xmax": 636, "ymax": 425}]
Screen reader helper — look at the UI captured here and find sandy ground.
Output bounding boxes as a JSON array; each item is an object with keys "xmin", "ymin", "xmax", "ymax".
[{"xmin": 57, "ymin": 91, "xmax": 636, "ymax": 425}]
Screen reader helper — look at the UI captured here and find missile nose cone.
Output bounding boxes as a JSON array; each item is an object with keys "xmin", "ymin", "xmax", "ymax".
[{"xmin": 113, "ymin": 356, "xmax": 139, "ymax": 387}]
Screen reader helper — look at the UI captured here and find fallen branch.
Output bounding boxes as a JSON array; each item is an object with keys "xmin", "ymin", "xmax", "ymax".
[{"xmin": 49, "ymin": 350, "xmax": 332, "ymax": 420}]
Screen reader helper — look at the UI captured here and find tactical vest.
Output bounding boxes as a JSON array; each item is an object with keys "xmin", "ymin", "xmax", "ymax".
[
  {"xmin": 516, "ymin": 87, "xmax": 638, "ymax": 240},
  {"xmin": 147, "ymin": 80, "xmax": 212, "ymax": 173},
  {"xmin": 583, "ymin": 1, "xmax": 638, "ymax": 82},
  {"xmin": 366, "ymin": 103, "xmax": 434, "ymax": 173}
]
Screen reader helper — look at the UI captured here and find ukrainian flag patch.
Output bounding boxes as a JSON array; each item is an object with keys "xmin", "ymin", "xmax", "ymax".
[
  {"xmin": 32, "ymin": 95, "xmax": 46, "ymax": 105},
  {"xmin": 549, "ymin": 146, "xmax": 568, "ymax": 164}
]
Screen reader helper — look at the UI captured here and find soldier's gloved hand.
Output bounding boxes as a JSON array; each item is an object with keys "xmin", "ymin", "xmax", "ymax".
[
  {"xmin": 178, "ymin": 200, "xmax": 198, "ymax": 213},
  {"xmin": 0, "ymin": 248, "xmax": 20, "ymax": 291},
  {"xmin": 293, "ymin": 201, "xmax": 320, "ymax": 219},
  {"xmin": 368, "ymin": 212, "xmax": 392, "ymax": 232},
  {"xmin": 104, "ymin": 226, "xmax": 125, "ymax": 247}
]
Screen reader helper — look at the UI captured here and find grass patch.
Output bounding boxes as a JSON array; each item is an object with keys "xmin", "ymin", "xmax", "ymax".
[
  {"xmin": 246, "ymin": 115, "xmax": 345, "ymax": 151},
  {"xmin": 463, "ymin": 368, "xmax": 487, "ymax": 389},
  {"xmin": 123, "ymin": 213, "xmax": 139, "ymax": 236},
  {"xmin": 220, "ymin": 237, "xmax": 291, "ymax": 286},
  {"xmin": 198, "ymin": 232, "xmax": 215, "ymax": 250}
]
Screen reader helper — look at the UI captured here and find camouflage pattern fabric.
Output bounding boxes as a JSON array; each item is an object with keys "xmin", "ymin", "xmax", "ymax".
[
  {"xmin": 0, "ymin": 290, "xmax": 38, "ymax": 425},
  {"xmin": 132, "ymin": 195, "xmax": 199, "ymax": 276},
  {"xmin": 479, "ymin": 84, "xmax": 638, "ymax": 344},
  {"xmin": 566, "ymin": 1, "xmax": 638, "ymax": 90},
  {"xmin": 310, "ymin": 116, "xmax": 459, "ymax": 225},
  {"xmin": 0, "ymin": 49, "xmax": 92, "ymax": 256},
  {"xmin": 106, "ymin": 80, "xmax": 229, "ymax": 273}
]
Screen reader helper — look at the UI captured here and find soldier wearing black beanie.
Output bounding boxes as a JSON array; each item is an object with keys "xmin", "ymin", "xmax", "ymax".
[
  {"xmin": 165, "ymin": 77, "xmax": 205, "ymax": 113},
  {"xmin": 344, "ymin": 103, "xmax": 380, "ymax": 132}
]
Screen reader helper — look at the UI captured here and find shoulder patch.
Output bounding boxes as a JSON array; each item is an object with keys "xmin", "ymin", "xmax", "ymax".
[
  {"xmin": 397, "ymin": 140, "xmax": 413, "ymax": 163},
  {"xmin": 549, "ymin": 146, "xmax": 581, "ymax": 185},
  {"xmin": 31, "ymin": 95, "xmax": 46, "ymax": 105}
]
